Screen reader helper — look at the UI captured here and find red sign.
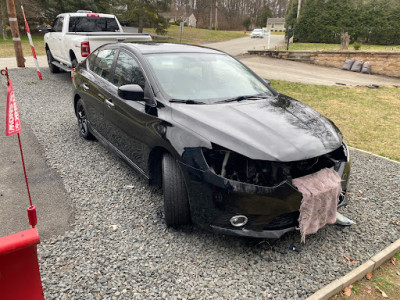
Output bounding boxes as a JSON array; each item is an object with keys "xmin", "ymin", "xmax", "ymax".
[{"xmin": 5, "ymin": 80, "xmax": 22, "ymax": 136}]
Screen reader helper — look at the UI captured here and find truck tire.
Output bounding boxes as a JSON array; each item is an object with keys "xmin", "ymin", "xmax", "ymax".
[
  {"xmin": 47, "ymin": 49, "xmax": 61, "ymax": 73},
  {"xmin": 162, "ymin": 153, "xmax": 191, "ymax": 227}
]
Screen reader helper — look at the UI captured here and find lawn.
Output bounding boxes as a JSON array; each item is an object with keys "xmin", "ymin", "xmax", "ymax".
[
  {"xmin": 145, "ymin": 25, "xmax": 245, "ymax": 42},
  {"xmin": 0, "ymin": 34, "xmax": 45, "ymax": 57},
  {"xmin": 270, "ymin": 80, "xmax": 400, "ymax": 161},
  {"xmin": 280, "ymin": 42, "xmax": 400, "ymax": 51},
  {"xmin": 331, "ymin": 253, "xmax": 400, "ymax": 300}
]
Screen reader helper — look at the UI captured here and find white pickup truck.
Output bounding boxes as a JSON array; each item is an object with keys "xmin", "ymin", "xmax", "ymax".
[{"xmin": 44, "ymin": 11, "xmax": 152, "ymax": 72}]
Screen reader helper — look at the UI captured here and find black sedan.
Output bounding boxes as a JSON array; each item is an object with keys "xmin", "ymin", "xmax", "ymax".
[{"xmin": 72, "ymin": 43, "xmax": 351, "ymax": 238}]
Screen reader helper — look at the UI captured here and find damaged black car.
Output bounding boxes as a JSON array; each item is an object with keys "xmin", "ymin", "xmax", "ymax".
[{"xmin": 72, "ymin": 43, "xmax": 351, "ymax": 239}]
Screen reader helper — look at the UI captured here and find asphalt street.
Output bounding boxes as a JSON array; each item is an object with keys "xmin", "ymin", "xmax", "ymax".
[{"xmin": 0, "ymin": 81, "xmax": 72, "ymax": 239}]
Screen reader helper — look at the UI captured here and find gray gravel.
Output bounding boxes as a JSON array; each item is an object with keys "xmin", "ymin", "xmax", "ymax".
[{"xmin": 5, "ymin": 68, "xmax": 400, "ymax": 299}]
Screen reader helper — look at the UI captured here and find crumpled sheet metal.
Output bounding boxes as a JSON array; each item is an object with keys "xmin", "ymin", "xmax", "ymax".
[{"xmin": 292, "ymin": 168, "xmax": 342, "ymax": 243}]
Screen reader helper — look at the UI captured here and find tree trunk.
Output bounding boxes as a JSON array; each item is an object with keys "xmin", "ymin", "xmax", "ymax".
[
  {"xmin": 1, "ymin": 0, "xmax": 8, "ymax": 40},
  {"xmin": 138, "ymin": 0, "xmax": 144, "ymax": 33}
]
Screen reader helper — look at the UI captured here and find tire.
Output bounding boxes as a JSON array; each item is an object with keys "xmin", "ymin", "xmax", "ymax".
[
  {"xmin": 46, "ymin": 49, "xmax": 60, "ymax": 73},
  {"xmin": 76, "ymin": 99, "xmax": 93, "ymax": 140},
  {"xmin": 162, "ymin": 153, "xmax": 191, "ymax": 227},
  {"xmin": 71, "ymin": 57, "xmax": 78, "ymax": 69}
]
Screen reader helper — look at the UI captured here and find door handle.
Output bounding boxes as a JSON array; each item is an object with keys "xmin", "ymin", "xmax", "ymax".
[
  {"xmin": 105, "ymin": 99, "xmax": 115, "ymax": 108},
  {"xmin": 82, "ymin": 83, "xmax": 90, "ymax": 90}
]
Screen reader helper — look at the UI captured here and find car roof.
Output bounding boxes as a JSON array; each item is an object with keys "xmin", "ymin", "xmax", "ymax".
[{"xmin": 123, "ymin": 43, "xmax": 224, "ymax": 55}]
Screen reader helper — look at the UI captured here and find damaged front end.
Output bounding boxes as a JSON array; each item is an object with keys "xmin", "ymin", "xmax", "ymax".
[{"xmin": 181, "ymin": 142, "xmax": 351, "ymax": 238}]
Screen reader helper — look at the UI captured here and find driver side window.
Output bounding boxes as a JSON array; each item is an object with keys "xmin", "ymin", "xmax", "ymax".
[
  {"xmin": 113, "ymin": 51, "xmax": 145, "ymax": 89},
  {"xmin": 91, "ymin": 49, "xmax": 116, "ymax": 81},
  {"xmin": 51, "ymin": 18, "xmax": 59, "ymax": 32}
]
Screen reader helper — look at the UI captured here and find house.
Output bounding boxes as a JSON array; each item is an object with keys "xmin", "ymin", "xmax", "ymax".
[
  {"xmin": 160, "ymin": 12, "xmax": 197, "ymax": 28},
  {"xmin": 266, "ymin": 18, "xmax": 285, "ymax": 31}
]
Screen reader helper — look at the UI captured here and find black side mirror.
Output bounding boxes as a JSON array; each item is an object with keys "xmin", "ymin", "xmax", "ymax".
[
  {"xmin": 38, "ymin": 25, "xmax": 50, "ymax": 32},
  {"xmin": 263, "ymin": 78, "xmax": 271, "ymax": 85},
  {"xmin": 118, "ymin": 84, "xmax": 144, "ymax": 101}
]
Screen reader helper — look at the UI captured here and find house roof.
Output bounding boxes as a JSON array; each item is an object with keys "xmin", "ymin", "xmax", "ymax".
[{"xmin": 267, "ymin": 18, "xmax": 285, "ymax": 24}]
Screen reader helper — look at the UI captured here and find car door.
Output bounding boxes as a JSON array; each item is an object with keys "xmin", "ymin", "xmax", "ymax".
[
  {"xmin": 51, "ymin": 16, "xmax": 64, "ymax": 59},
  {"xmin": 47, "ymin": 17, "xmax": 61, "ymax": 58},
  {"xmin": 79, "ymin": 48, "xmax": 117, "ymax": 137},
  {"xmin": 103, "ymin": 50, "xmax": 161, "ymax": 173}
]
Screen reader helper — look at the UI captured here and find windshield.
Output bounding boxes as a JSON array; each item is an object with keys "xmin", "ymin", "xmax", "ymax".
[
  {"xmin": 68, "ymin": 17, "xmax": 120, "ymax": 32},
  {"xmin": 145, "ymin": 53, "xmax": 272, "ymax": 103},
  {"xmin": 253, "ymin": 29, "xmax": 262, "ymax": 32}
]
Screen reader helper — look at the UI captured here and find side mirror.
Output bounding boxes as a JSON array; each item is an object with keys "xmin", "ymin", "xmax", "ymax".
[
  {"xmin": 263, "ymin": 78, "xmax": 271, "ymax": 85},
  {"xmin": 38, "ymin": 25, "xmax": 50, "ymax": 32},
  {"xmin": 118, "ymin": 84, "xmax": 144, "ymax": 101}
]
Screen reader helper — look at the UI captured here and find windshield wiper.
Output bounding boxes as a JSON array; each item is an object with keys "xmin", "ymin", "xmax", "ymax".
[
  {"xmin": 169, "ymin": 99, "xmax": 205, "ymax": 104},
  {"xmin": 216, "ymin": 95, "xmax": 269, "ymax": 103}
]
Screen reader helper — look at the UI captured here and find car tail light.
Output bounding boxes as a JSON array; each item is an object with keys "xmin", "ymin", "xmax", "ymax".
[
  {"xmin": 81, "ymin": 42, "xmax": 90, "ymax": 57},
  {"xmin": 71, "ymin": 68, "xmax": 76, "ymax": 80},
  {"xmin": 87, "ymin": 14, "xmax": 99, "ymax": 17}
]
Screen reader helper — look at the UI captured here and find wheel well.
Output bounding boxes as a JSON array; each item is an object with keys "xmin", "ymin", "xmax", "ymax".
[
  {"xmin": 45, "ymin": 44, "xmax": 49, "ymax": 51},
  {"xmin": 70, "ymin": 50, "xmax": 76, "ymax": 61},
  {"xmin": 148, "ymin": 147, "xmax": 168, "ymax": 187},
  {"xmin": 73, "ymin": 95, "xmax": 80, "ymax": 116}
]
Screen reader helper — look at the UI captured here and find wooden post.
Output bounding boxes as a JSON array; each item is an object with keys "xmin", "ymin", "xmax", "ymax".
[{"xmin": 6, "ymin": 0, "xmax": 25, "ymax": 67}]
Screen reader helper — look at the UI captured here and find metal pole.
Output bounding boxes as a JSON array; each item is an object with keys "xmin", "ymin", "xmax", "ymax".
[
  {"xmin": 6, "ymin": 0, "xmax": 24, "ymax": 67},
  {"xmin": 21, "ymin": 5, "xmax": 42, "ymax": 80}
]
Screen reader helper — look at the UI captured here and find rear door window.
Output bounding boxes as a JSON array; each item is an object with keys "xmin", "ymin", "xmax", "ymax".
[
  {"xmin": 91, "ymin": 49, "xmax": 116, "ymax": 81},
  {"xmin": 68, "ymin": 17, "xmax": 120, "ymax": 32}
]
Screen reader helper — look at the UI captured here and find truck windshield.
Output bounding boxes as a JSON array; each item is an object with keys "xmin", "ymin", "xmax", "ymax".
[{"xmin": 69, "ymin": 17, "xmax": 120, "ymax": 32}]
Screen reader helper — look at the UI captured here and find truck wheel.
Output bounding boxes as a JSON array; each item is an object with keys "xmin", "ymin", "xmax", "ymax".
[
  {"xmin": 71, "ymin": 58, "xmax": 78, "ymax": 68},
  {"xmin": 162, "ymin": 153, "xmax": 191, "ymax": 227},
  {"xmin": 47, "ymin": 49, "xmax": 60, "ymax": 73}
]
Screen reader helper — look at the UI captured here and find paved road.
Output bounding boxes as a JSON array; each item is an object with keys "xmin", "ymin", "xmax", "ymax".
[
  {"xmin": 240, "ymin": 55, "xmax": 400, "ymax": 86},
  {"xmin": 0, "ymin": 77, "xmax": 72, "ymax": 239},
  {"xmin": 205, "ymin": 34, "xmax": 285, "ymax": 56}
]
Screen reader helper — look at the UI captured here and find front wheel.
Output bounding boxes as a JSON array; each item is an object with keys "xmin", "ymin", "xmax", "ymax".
[
  {"xmin": 162, "ymin": 153, "xmax": 191, "ymax": 227},
  {"xmin": 76, "ymin": 99, "xmax": 93, "ymax": 140},
  {"xmin": 46, "ymin": 49, "xmax": 60, "ymax": 73}
]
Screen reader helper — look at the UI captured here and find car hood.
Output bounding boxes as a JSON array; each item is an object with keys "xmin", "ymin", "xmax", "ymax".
[{"xmin": 171, "ymin": 94, "xmax": 343, "ymax": 161}]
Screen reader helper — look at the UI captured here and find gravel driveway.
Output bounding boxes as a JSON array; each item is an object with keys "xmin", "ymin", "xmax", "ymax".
[{"xmin": 5, "ymin": 68, "xmax": 400, "ymax": 299}]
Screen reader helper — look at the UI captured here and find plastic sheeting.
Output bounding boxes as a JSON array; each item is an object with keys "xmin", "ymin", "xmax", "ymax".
[{"xmin": 292, "ymin": 168, "xmax": 342, "ymax": 243}]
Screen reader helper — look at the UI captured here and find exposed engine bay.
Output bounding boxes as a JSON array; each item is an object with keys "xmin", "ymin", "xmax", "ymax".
[{"xmin": 202, "ymin": 145, "xmax": 348, "ymax": 187}]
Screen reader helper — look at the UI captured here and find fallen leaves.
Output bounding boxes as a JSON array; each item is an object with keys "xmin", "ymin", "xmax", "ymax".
[
  {"xmin": 376, "ymin": 286, "xmax": 388, "ymax": 298},
  {"xmin": 342, "ymin": 254, "xmax": 358, "ymax": 265},
  {"xmin": 343, "ymin": 285, "xmax": 352, "ymax": 297},
  {"xmin": 391, "ymin": 256, "xmax": 397, "ymax": 265},
  {"xmin": 366, "ymin": 272, "xmax": 373, "ymax": 280}
]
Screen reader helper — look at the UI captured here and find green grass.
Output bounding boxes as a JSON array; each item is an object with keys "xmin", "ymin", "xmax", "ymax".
[
  {"xmin": 280, "ymin": 42, "xmax": 400, "ymax": 51},
  {"xmin": 0, "ymin": 34, "xmax": 45, "ymax": 57},
  {"xmin": 270, "ymin": 80, "xmax": 400, "ymax": 161},
  {"xmin": 145, "ymin": 25, "xmax": 245, "ymax": 42}
]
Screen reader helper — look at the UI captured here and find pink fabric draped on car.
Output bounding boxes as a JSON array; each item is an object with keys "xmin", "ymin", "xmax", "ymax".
[{"xmin": 292, "ymin": 168, "xmax": 342, "ymax": 243}]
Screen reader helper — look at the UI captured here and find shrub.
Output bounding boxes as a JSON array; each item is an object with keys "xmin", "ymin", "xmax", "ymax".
[{"xmin": 353, "ymin": 41, "xmax": 362, "ymax": 50}]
